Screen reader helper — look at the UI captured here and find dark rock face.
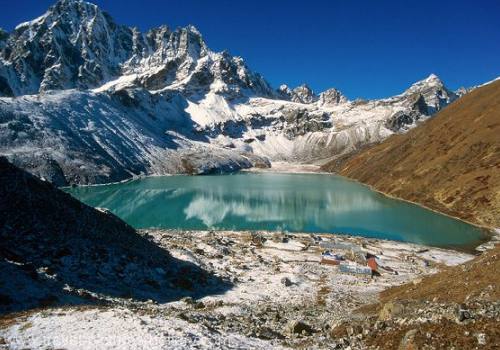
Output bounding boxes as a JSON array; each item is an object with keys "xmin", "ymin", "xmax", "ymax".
[
  {"xmin": 7, "ymin": 154, "xmax": 68, "ymax": 186},
  {"xmin": 385, "ymin": 95, "xmax": 430, "ymax": 132},
  {"xmin": 0, "ymin": 157, "xmax": 231, "ymax": 314},
  {"xmin": 287, "ymin": 319, "xmax": 315, "ymax": 336},
  {"xmin": 282, "ymin": 109, "xmax": 331, "ymax": 138},
  {"xmin": 0, "ymin": 76, "xmax": 13, "ymax": 97},
  {"xmin": 385, "ymin": 110, "xmax": 422, "ymax": 132}
]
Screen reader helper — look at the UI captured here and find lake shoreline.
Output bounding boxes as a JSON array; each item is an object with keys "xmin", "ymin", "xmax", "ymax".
[
  {"xmin": 241, "ymin": 161, "xmax": 324, "ymax": 174},
  {"xmin": 0, "ymin": 229, "xmax": 476, "ymax": 349},
  {"xmin": 314, "ymin": 170, "xmax": 495, "ymax": 251},
  {"xmin": 245, "ymin": 161, "xmax": 496, "ymax": 252},
  {"xmin": 65, "ymin": 165, "xmax": 490, "ymax": 254}
]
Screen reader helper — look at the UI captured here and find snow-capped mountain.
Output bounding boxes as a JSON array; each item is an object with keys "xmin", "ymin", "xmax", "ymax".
[
  {"xmin": 0, "ymin": 0, "xmax": 469, "ymax": 185},
  {"xmin": 0, "ymin": 0, "xmax": 273, "ymax": 98}
]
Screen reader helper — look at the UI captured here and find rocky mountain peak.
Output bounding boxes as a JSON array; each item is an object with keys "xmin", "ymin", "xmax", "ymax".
[
  {"xmin": 406, "ymin": 74, "xmax": 445, "ymax": 92},
  {"xmin": 50, "ymin": 0, "xmax": 99, "ymax": 15},
  {"xmin": 1, "ymin": 0, "xmax": 134, "ymax": 95},
  {"xmin": 318, "ymin": 87, "xmax": 348, "ymax": 106},
  {"xmin": 277, "ymin": 84, "xmax": 347, "ymax": 106},
  {"xmin": 277, "ymin": 84, "xmax": 292, "ymax": 99},
  {"xmin": 455, "ymin": 86, "xmax": 470, "ymax": 97},
  {"xmin": 403, "ymin": 74, "xmax": 458, "ymax": 112},
  {"xmin": 0, "ymin": 0, "xmax": 275, "ymax": 99},
  {"xmin": 15, "ymin": 0, "xmax": 109, "ymax": 35},
  {"xmin": 176, "ymin": 25, "xmax": 207, "ymax": 58},
  {"xmin": 424, "ymin": 73, "xmax": 441, "ymax": 83},
  {"xmin": 289, "ymin": 84, "xmax": 317, "ymax": 104},
  {"xmin": 278, "ymin": 84, "xmax": 291, "ymax": 92}
]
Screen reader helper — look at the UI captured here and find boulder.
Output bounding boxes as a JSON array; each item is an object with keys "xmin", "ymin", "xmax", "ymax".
[
  {"xmin": 287, "ymin": 319, "xmax": 315, "ymax": 336},
  {"xmin": 398, "ymin": 329, "xmax": 418, "ymax": 350},
  {"xmin": 379, "ymin": 301, "xmax": 406, "ymax": 321}
]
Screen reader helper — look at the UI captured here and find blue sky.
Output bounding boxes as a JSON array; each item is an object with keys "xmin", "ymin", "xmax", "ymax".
[{"xmin": 1, "ymin": 0, "xmax": 499, "ymax": 99}]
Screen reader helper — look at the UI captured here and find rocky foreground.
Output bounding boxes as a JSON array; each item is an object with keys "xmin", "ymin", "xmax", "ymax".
[{"xmin": 3, "ymin": 229, "xmax": 498, "ymax": 349}]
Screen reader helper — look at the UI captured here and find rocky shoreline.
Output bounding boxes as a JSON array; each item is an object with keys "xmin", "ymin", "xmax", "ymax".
[{"xmin": 1, "ymin": 229, "xmax": 481, "ymax": 349}]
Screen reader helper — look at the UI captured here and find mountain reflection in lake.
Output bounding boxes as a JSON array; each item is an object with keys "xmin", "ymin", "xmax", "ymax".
[{"xmin": 67, "ymin": 173, "xmax": 487, "ymax": 249}]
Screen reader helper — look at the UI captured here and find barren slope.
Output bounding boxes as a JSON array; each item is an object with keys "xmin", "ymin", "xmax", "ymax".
[
  {"xmin": 322, "ymin": 80, "xmax": 500, "ymax": 228},
  {"xmin": 342, "ymin": 244, "xmax": 500, "ymax": 350},
  {"xmin": 0, "ymin": 157, "xmax": 228, "ymax": 314}
]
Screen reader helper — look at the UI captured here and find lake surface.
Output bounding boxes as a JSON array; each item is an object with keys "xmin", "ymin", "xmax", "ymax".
[{"xmin": 66, "ymin": 173, "xmax": 488, "ymax": 249}]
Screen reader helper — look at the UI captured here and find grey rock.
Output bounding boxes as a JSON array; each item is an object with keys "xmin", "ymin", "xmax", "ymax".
[
  {"xmin": 457, "ymin": 304, "xmax": 471, "ymax": 322},
  {"xmin": 281, "ymin": 277, "xmax": 293, "ymax": 287},
  {"xmin": 181, "ymin": 296, "xmax": 195, "ymax": 305},
  {"xmin": 379, "ymin": 301, "xmax": 406, "ymax": 321},
  {"xmin": 398, "ymin": 329, "xmax": 418, "ymax": 350},
  {"xmin": 287, "ymin": 319, "xmax": 315, "ymax": 336},
  {"xmin": 194, "ymin": 301, "xmax": 205, "ymax": 309},
  {"xmin": 476, "ymin": 333, "xmax": 486, "ymax": 345},
  {"xmin": 291, "ymin": 84, "xmax": 317, "ymax": 104},
  {"xmin": 254, "ymin": 326, "xmax": 285, "ymax": 340},
  {"xmin": 318, "ymin": 88, "xmax": 348, "ymax": 106}
]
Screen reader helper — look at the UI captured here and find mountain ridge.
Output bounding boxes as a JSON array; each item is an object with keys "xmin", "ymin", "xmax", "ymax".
[
  {"xmin": 322, "ymin": 79, "xmax": 500, "ymax": 228},
  {"xmin": 0, "ymin": 0, "xmax": 489, "ymax": 185},
  {"xmin": 0, "ymin": 0, "xmax": 470, "ymax": 100},
  {"xmin": 0, "ymin": 0, "xmax": 274, "ymax": 98}
]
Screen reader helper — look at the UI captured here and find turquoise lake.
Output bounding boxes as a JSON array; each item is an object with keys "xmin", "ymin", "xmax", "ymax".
[{"xmin": 66, "ymin": 173, "xmax": 488, "ymax": 249}]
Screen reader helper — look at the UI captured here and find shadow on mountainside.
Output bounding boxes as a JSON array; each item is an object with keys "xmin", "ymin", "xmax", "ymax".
[{"xmin": 0, "ymin": 157, "xmax": 232, "ymax": 315}]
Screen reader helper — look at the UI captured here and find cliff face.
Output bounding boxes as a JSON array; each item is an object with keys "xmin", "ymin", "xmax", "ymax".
[{"xmin": 322, "ymin": 80, "xmax": 500, "ymax": 228}]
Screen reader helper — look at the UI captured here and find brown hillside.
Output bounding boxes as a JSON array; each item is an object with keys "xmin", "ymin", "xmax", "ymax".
[
  {"xmin": 358, "ymin": 244, "xmax": 500, "ymax": 349},
  {"xmin": 322, "ymin": 79, "xmax": 500, "ymax": 228},
  {"xmin": 380, "ymin": 245, "xmax": 500, "ymax": 304}
]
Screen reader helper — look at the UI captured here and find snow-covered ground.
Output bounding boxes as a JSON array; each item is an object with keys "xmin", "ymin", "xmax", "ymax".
[
  {"xmin": 242, "ymin": 161, "xmax": 322, "ymax": 173},
  {"xmin": 2, "ymin": 307, "xmax": 283, "ymax": 350},
  {"xmin": 0, "ymin": 230, "xmax": 474, "ymax": 350}
]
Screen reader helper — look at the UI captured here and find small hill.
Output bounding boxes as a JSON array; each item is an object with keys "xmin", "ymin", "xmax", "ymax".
[
  {"xmin": 322, "ymin": 79, "xmax": 500, "ymax": 228},
  {"xmin": 380, "ymin": 245, "xmax": 499, "ymax": 304},
  {"xmin": 0, "ymin": 157, "xmax": 228, "ymax": 315},
  {"xmin": 323, "ymin": 80, "xmax": 500, "ymax": 348},
  {"xmin": 330, "ymin": 244, "xmax": 500, "ymax": 349}
]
